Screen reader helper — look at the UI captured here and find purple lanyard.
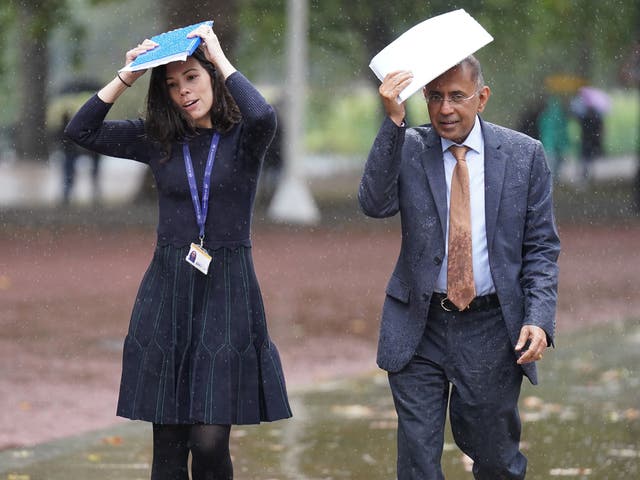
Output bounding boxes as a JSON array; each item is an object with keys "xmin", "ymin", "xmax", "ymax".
[{"xmin": 183, "ymin": 133, "xmax": 220, "ymax": 245}]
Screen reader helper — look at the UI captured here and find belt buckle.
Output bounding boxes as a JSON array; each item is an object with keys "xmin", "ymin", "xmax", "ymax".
[
  {"xmin": 440, "ymin": 296, "xmax": 455, "ymax": 312},
  {"xmin": 440, "ymin": 296, "xmax": 470, "ymax": 312}
]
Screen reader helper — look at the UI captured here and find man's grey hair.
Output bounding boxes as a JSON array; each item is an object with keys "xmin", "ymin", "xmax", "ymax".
[{"xmin": 458, "ymin": 55, "xmax": 485, "ymax": 90}]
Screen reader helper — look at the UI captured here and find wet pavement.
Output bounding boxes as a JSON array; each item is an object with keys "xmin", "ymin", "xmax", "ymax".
[
  {"xmin": 2, "ymin": 153, "xmax": 639, "ymax": 479},
  {"xmin": 2, "ymin": 321, "xmax": 638, "ymax": 480}
]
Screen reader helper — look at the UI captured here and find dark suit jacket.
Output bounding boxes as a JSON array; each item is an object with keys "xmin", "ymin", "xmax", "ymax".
[{"xmin": 359, "ymin": 116, "xmax": 561, "ymax": 384}]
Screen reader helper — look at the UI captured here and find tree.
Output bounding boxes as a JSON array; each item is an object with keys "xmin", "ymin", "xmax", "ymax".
[
  {"xmin": 0, "ymin": 0, "xmax": 122, "ymax": 161},
  {"xmin": 3, "ymin": 0, "xmax": 65, "ymax": 160},
  {"xmin": 236, "ymin": 0, "xmax": 433, "ymax": 84},
  {"xmin": 161, "ymin": 0, "xmax": 238, "ymax": 53},
  {"xmin": 236, "ymin": 1, "xmax": 640, "ymax": 108}
]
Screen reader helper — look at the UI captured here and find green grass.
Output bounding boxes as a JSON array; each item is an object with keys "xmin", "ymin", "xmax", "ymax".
[
  {"xmin": 303, "ymin": 87, "xmax": 640, "ymax": 158},
  {"xmin": 603, "ymin": 89, "xmax": 640, "ymax": 156},
  {"xmin": 305, "ymin": 86, "xmax": 380, "ymax": 155},
  {"xmin": 7, "ymin": 83, "xmax": 637, "ymax": 161}
]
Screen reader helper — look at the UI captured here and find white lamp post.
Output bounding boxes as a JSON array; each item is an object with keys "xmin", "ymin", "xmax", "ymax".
[{"xmin": 267, "ymin": 0, "xmax": 320, "ymax": 224}]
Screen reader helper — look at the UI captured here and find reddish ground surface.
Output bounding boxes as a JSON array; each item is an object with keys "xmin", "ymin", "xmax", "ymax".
[{"xmin": 1, "ymin": 220, "xmax": 639, "ymax": 450}]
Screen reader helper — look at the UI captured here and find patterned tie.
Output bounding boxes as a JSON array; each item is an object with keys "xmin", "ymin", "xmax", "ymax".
[{"xmin": 447, "ymin": 145, "xmax": 476, "ymax": 310}]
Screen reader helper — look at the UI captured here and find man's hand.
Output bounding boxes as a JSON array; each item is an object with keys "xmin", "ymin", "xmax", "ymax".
[
  {"xmin": 515, "ymin": 325, "xmax": 548, "ymax": 364},
  {"xmin": 379, "ymin": 71, "xmax": 414, "ymax": 126}
]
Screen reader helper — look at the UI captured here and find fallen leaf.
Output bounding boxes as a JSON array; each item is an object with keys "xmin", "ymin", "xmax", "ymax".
[
  {"xmin": 369, "ymin": 420, "xmax": 396, "ymax": 429},
  {"xmin": 362, "ymin": 453, "xmax": 377, "ymax": 464},
  {"xmin": 522, "ymin": 411, "xmax": 547, "ymax": 423},
  {"xmin": 545, "ymin": 403, "xmax": 564, "ymax": 414},
  {"xmin": 558, "ymin": 408, "xmax": 578, "ymax": 421},
  {"xmin": 549, "ymin": 467, "xmax": 592, "ymax": 475},
  {"xmin": 608, "ymin": 448, "xmax": 640, "ymax": 458},
  {"xmin": 607, "ymin": 411, "xmax": 622, "ymax": 422},
  {"xmin": 461, "ymin": 453, "xmax": 474, "ymax": 472},
  {"xmin": 102, "ymin": 436, "xmax": 123, "ymax": 446},
  {"xmin": 600, "ymin": 369, "xmax": 621, "ymax": 382},
  {"xmin": 570, "ymin": 359, "xmax": 595, "ymax": 374},
  {"xmin": 10, "ymin": 450, "xmax": 33, "ymax": 459},
  {"xmin": 0, "ymin": 275, "xmax": 11, "ymax": 290},
  {"xmin": 87, "ymin": 453, "xmax": 101, "ymax": 462},
  {"xmin": 349, "ymin": 318, "xmax": 367, "ymax": 334},
  {"xmin": 624, "ymin": 408, "xmax": 640, "ymax": 420},
  {"xmin": 522, "ymin": 396, "xmax": 544, "ymax": 409},
  {"xmin": 330, "ymin": 404, "xmax": 374, "ymax": 418}
]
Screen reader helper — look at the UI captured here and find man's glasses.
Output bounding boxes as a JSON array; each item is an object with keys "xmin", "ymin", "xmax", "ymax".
[{"xmin": 426, "ymin": 91, "xmax": 478, "ymax": 105}]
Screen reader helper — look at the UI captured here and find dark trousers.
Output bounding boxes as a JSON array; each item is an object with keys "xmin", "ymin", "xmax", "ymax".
[{"xmin": 388, "ymin": 303, "xmax": 526, "ymax": 479}]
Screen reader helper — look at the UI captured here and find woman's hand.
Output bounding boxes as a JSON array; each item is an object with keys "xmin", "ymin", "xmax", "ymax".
[
  {"xmin": 187, "ymin": 24, "xmax": 223, "ymax": 63},
  {"xmin": 187, "ymin": 23, "xmax": 236, "ymax": 80},
  {"xmin": 119, "ymin": 39, "xmax": 159, "ymax": 86},
  {"xmin": 97, "ymin": 39, "xmax": 158, "ymax": 103}
]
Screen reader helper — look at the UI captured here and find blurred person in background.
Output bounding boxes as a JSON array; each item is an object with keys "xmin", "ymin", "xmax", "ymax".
[
  {"xmin": 538, "ymin": 94, "xmax": 569, "ymax": 179},
  {"xmin": 569, "ymin": 86, "xmax": 609, "ymax": 186},
  {"xmin": 59, "ymin": 111, "xmax": 102, "ymax": 205},
  {"xmin": 257, "ymin": 100, "xmax": 283, "ymax": 205}
]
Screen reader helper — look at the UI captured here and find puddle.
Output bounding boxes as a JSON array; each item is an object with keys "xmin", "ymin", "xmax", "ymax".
[{"xmin": 2, "ymin": 321, "xmax": 638, "ymax": 479}]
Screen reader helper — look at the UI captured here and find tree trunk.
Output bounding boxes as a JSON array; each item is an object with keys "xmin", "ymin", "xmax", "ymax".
[
  {"xmin": 162, "ymin": 0, "xmax": 238, "ymax": 54},
  {"xmin": 14, "ymin": 3, "xmax": 49, "ymax": 161}
]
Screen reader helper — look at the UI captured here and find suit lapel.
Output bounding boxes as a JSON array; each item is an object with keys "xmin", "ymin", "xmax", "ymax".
[
  {"xmin": 421, "ymin": 128, "xmax": 448, "ymax": 237},
  {"xmin": 418, "ymin": 121, "xmax": 507, "ymax": 249},
  {"xmin": 481, "ymin": 119, "xmax": 507, "ymax": 250}
]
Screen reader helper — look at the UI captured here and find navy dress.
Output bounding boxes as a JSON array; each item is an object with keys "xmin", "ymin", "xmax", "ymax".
[{"xmin": 65, "ymin": 72, "xmax": 292, "ymax": 425}]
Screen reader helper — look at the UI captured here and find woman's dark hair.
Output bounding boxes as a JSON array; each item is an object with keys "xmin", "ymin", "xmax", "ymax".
[{"xmin": 145, "ymin": 48, "xmax": 241, "ymax": 158}]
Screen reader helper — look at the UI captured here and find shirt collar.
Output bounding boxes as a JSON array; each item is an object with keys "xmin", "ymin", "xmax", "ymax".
[{"xmin": 440, "ymin": 115, "xmax": 483, "ymax": 154}]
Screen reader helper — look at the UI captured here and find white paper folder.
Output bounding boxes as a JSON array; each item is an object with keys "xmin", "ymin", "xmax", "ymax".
[{"xmin": 369, "ymin": 9, "xmax": 493, "ymax": 103}]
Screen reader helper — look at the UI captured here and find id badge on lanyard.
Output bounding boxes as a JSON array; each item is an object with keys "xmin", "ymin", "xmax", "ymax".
[
  {"xmin": 183, "ymin": 133, "xmax": 220, "ymax": 275},
  {"xmin": 186, "ymin": 242, "xmax": 212, "ymax": 275}
]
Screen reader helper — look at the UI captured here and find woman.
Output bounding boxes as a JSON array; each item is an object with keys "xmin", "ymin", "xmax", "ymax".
[{"xmin": 65, "ymin": 23, "xmax": 291, "ymax": 479}]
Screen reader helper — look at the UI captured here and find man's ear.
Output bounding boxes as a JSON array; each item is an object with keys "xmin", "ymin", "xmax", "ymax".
[{"xmin": 477, "ymin": 86, "xmax": 491, "ymax": 113}]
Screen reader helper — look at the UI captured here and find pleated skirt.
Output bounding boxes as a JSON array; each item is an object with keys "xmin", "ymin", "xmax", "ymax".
[{"xmin": 116, "ymin": 244, "xmax": 292, "ymax": 425}]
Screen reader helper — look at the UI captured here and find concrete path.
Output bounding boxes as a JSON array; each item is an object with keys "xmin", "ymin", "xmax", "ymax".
[
  {"xmin": 0, "ymin": 153, "xmax": 636, "ymax": 208},
  {"xmin": 1, "ymin": 318, "xmax": 639, "ymax": 480}
]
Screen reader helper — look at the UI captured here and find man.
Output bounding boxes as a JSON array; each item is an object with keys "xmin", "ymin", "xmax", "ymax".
[{"xmin": 359, "ymin": 56, "xmax": 560, "ymax": 479}]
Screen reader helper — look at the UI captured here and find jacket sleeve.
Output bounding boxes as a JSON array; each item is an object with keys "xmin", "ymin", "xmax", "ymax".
[
  {"xmin": 520, "ymin": 141, "xmax": 561, "ymax": 345},
  {"xmin": 358, "ymin": 117, "xmax": 406, "ymax": 218}
]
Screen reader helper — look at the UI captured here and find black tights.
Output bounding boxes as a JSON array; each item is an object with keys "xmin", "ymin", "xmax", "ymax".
[{"xmin": 151, "ymin": 423, "xmax": 232, "ymax": 480}]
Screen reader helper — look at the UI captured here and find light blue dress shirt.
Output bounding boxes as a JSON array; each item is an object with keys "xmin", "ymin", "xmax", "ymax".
[{"xmin": 435, "ymin": 115, "xmax": 496, "ymax": 296}]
